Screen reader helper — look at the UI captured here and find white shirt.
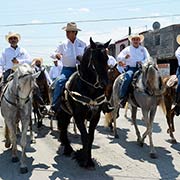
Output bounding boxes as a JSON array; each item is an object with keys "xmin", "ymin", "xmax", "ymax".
[
  {"xmin": 117, "ymin": 45, "xmax": 150, "ymax": 67},
  {"xmin": 34, "ymin": 66, "xmax": 52, "ymax": 85},
  {"xmin": 107, "ymin": 55, "xmax": 117, "ymax": 67},
  {"xmin": 0, "ymin": 46, "xmax": 32, "ymax": 71},
  {"xmin": 51, "ymin": 38, "xmax": 86, "ymax": 67},
  {"xmin": 175, "ymin": 46, "xmax": 180, "ymax": 66},
  {"xmin": 49, "ymin": 61, "xmax": 63, "ymax": 80},
  {"xmin": 107, "ymin": 55, "xmax": 124, "ymax": 73}
]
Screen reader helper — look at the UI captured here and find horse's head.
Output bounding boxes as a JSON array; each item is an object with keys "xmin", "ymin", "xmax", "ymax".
[
  {"xmin": 142, "ymin": 59, "xmax": 164, "ymax": 96},
  {"xmin": 13, "ymin": 63, "xmax": 40, "ymax": 108},
  {"xmin": 79, "ymin": 37, "xmax": 111, "ymax": 89}
]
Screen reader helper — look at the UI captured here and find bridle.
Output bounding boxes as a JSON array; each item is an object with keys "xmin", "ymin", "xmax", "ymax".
[
  {"xmin": 2, "ymin": 73, "xmax": 34, "ymax": 107},
  {"xmin": 78, "ymin": 48, "xmax": 108, "ymax": 89}
]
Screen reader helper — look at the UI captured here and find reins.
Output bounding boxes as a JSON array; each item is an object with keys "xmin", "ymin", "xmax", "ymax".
[
  {"xmin": 2, "ymin": 73, "xmax": 33, "ymax": 107},
  {"xmin": 65, "ymin": 72, "xmax": 106, "ymax": 106}
]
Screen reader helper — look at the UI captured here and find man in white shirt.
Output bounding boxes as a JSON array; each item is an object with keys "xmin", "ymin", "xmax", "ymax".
[
  {"xmin": 50, "ymin": 22, "xmax": 86, "ymax": 112},
  {"xmin": 117, "ymin": 34, "xmax": 150, "ymax": 107},
  {"xmin": 32, "ymin": 57, "xmax": 52, "ymax": 105},
  {"xmin": 49, "ymin": 59, "xmax": 63, "ymax": 81},
  {"xmin": 0, "ymin": 32, "xmax": 32, "ymax": 82},
  {"xmin": 174, "ymin": 34, "xmax": 180, "ymax": 115},
  {"xmin": 32, "ymin": 57, "xmax": 52, "ymax": 85}
]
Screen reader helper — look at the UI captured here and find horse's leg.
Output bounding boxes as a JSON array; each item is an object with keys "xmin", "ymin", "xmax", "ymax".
[
  {"xmin": 4, "ymin": 123, "xmax": 11, "ymax": 148},
  {"xmin": 73, "ymin": 118, "xmax": 89, "ymax": 167},
  {"xmin": 167, "ymin": 109, "xmax": 177, "ymax": 143},
  {"xmin": 131, "ymin": 106, "xmax": 141, "ymax": 142},
  {"xmin": 124, "ymin": 102, "xmax": 129, "ymax": 118},
  {"xmin": 6, "ymin": 120, "xmax": 19, "ymax": 162},
  {"xmin": 164, "ymin": 99, "xmax": 177, "ymax": 143},
  {"xmin": 20, "ymin": 118, "xmax": 29, "ymax": 173},
  {"xmin": 29, "ymin": 115, "xmax": 35, "ymax": 144},
  {"xmin": 113, "ymin": 107, "xmax": 119, "ymax": 138},
  {"xmin": 74, "ymin": 112, "xmax": 100, "ymax": 169},
  {"xmin": 141, "ymin": 108, "xmax": 157, "ymax": 158},
  {"xmin": 57, "ymin": 112, "xmax": 73, "ymax": 156}
]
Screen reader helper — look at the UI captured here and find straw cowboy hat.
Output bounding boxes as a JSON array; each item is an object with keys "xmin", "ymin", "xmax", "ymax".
[
  {"xmin": 62, "ymin": 22, "xmax": 81, "ymax": 31},
  {"xmin": 176, "ymin": 34, "xmax": 180, "ymax": 45},
  {"xmin": 31, "ymin": 57, "xmax": 43, "ymax": 66},
  {"xmin": 128, "ymin": 34, "xmax": 144, "ymax": 42},
  {"xmin": 5, "ymin": 32, "xmax": 21, "ymax": 41}
]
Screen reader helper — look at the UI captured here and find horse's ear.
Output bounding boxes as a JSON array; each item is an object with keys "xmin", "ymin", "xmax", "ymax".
[
  {"xmin": 90, "ymin": 37, "xmax": 96, "ymax": 49},
  {"xmin": 104, "ymin": 39, "xmax": 111, "ymax": 48}
]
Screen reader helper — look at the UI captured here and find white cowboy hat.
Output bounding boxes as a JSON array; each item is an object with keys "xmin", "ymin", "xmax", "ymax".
[
  {"xmin": 31, "ymin": 57, "xmax": 43, "ymax": 66},
  {"xmin": 128, "ymin": 34, "xmax": 144, "ymax": 42},
  {"xmin": 176, "ymin": 34, "xmax": 180, "ymax": 45},
  {"xmin": 62, "ymin": 22, "xmax": 81, "ymax": 31},
  {"xmin": 5, "ymin": 32, "xmax": 21, "ymax": 41}
]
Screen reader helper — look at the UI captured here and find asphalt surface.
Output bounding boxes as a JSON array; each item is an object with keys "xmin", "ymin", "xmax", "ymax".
[{"xmin": 0, "ymin": 107, "xmax": 180, "ymax": 180}]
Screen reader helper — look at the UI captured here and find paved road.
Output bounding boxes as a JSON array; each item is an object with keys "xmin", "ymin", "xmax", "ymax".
[{"xmin": 0, "ymin": 107, "xmax": 180, "ymax": 180}]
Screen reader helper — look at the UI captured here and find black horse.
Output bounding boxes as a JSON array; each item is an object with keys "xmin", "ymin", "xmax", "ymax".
[{"xmin": 56, "ymin": 37, "xmax": 111, "ymax": 168}]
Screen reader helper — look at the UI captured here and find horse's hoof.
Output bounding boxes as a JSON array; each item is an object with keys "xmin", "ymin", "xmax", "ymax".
[
  {"xmin": 20, "ymin": 167, "xmax": 28, "ymax": 174},
  {"xmin": 150, "ymin": 153, "xmax": 158, "ymax": 159},
  {"xmin": 30, "ymin": 139, "xmax": 36, "ymax": 144},
  {"xmin": 37, "ymin": 121, "xmax": 42, "ymax": 128},
  {"xmin": 63, "ymin": 145, "xmax": 74, "ymax": 156},
  {"xmin": 171, "ymin": 139, "xmax": 177, "ymax": 144},
  {"xmin": 114, "ymin": 134, "xmax": 119, "ymax": 139},
  {"xmin": 12, "ymin": 157, "xmax": 19, "ymax": 163},
  {"xmin": 5, "ymin": 141, "xmax": 11, "ymax": 148},
  {"xmin": 138, "ymin": 141, "xmax": 144, "ymax": 147},
  {"xmin": 85, "ymin": 159, "xmax": 95, "ymax": 170}
]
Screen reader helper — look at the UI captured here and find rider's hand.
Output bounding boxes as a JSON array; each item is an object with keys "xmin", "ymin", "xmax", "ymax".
[
  {"xmin": 12, "ymin": 58, "xmax": 19, "ymax": 64},
  {"xmin": 125, "ymin": 54, "xmax": 130, "ymax": 59},
  {"xmin": 55, "ymin": 54, "xmax": 61, "ymax": 60}
]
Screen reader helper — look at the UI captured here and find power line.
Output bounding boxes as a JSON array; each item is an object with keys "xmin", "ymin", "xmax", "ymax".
[{"xmin": 0, "ymin": 14, "xmax": 180, "ymax": 27}]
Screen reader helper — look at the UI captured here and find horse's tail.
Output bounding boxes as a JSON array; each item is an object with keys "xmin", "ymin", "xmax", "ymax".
[
  {"xmin": 104, "ymin": 112, "xmax": 113, "ymax": 127},
  {"xmin": 158, "ymin": 95, "xmax": 167, "ymax": 115}
]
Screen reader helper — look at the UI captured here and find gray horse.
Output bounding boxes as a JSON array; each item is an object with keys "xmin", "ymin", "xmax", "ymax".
[
  {"xmin": 105, "ymin": 59, "xmax": 164, "ymax": 158},
  {"xmin": 1, "ymin": 63, "xmax": 40, "ymax": 173}
]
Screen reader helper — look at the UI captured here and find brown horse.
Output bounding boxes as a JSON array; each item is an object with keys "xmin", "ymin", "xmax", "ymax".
[
  {"xmin": 162, "ymin": 75, "xmax": 177, "ymax": 143},
  {"xmin": 33, "ymin": 68, "xmax": 50, "ymax": 128},
  {"xmin": 105, "ymin": 64, "xmax": 121, "ymax": 100}
]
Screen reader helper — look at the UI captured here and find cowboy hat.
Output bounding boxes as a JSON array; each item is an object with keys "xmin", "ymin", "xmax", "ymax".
[
  {"xmin": 62, "ymin": 22, "xmax": 81, "ymax": 31},
  {"xmin": 31, "ymin": 57, "xmax": 43, "ymax": 66},
  {"xmin": 5, "ymin": 32, "xmax": 21, "ymax": 41},
  {"xmin": 128, "ymin": 34, "xmax": 144, "ymax": 42},
  {"xmin": 176, "ymin": 34, "xmax": 180, "ymax": 45}
]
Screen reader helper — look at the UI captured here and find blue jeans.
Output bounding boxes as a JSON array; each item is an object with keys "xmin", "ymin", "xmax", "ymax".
[
  {"xmin": 52, "ymin": 67, "xmax": 76, "ymax": 106},
  {"xmin": 119, "ymin": 67, "xmax": 138, "ymax": 98},
  {"xmin": 176, "ymin": 67, "xmax": 180, "ymax": 93}
]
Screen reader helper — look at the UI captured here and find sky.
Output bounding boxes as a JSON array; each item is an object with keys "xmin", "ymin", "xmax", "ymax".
[{"xmin": 0, "ymin": 0, "xmax": 180, "ymax": 65}]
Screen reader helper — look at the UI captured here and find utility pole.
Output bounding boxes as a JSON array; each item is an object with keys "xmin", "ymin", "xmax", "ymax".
[{"xmin": 128, "ymin": 26, "xmax": 131, "ymax": 45}]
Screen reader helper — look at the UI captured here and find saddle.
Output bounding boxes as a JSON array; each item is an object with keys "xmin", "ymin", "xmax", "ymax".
[{"xmin": 166, "ymin": 75, "xmax": 177, "ymax": 87}]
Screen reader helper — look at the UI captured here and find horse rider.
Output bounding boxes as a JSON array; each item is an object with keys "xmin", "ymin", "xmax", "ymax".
[
  {"xmin": 49, "ymin": 58, "xmax": 63, "ymax": 81},
  {"xmin": 117, "ymin": 34, "xmax": 150, "ymax": 108},
  {"xmin": 31, "ymin": 57, "xmax": 52, "ymax": 105},
  {"xmin": 50, "ymin": 22, "xmax": 86, "ymax": 112},
  {"xmin": 31, "ymin": 57, "xmax": 52, "ymax": 85},
  {"xmin": 174, "ymin": 34, "xmax": 180, "ymax": 115},
  {"xmin": 0, "ymin": 32, "xmax": 32, "ymax": 83}
]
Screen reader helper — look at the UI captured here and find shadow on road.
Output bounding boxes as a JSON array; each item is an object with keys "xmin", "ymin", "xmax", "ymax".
[{"xmin": 48, "ymin": 146, "xmax": 121, "ymax": 180}]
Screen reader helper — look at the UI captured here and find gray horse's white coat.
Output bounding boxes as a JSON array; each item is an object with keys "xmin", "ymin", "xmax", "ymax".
[{"xmin": 1, "ymin": 63, "xmax": 40, "ymax": 173}]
